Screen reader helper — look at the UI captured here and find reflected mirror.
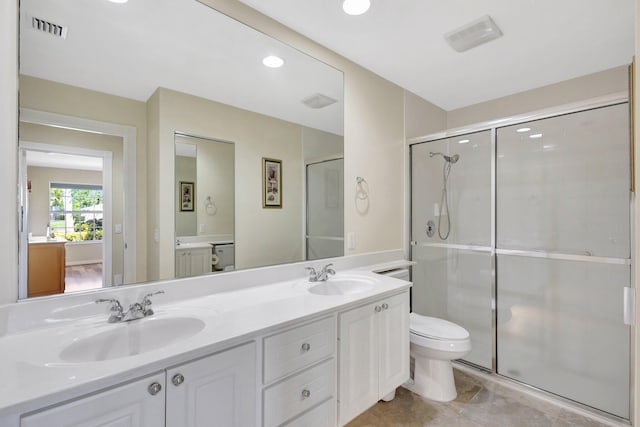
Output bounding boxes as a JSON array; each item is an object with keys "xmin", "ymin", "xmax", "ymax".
[{"xmin": 18, "ymin": 0, "xmax": 344, "ymax": 298}]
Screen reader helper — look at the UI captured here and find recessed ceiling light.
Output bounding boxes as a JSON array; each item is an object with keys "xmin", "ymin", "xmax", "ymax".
[
  {"xmin": 108, "ymin": 0, "xmax": 129, "ymax": 3},
  {"xmin": 262, "ymin": 55, "xmax": 284, "ymax": 68},
  {"xmin": 342, "ymin": 0, "xmax": 371, "ymax": 16},
  {"xmin": 529, "ymin": 133, "xmax": 543, "ymax": 139},
  {"xmin": 516, "ymin": 127, "xmax": 531, "ymax": 133},
  {"xmin": 458, "ymin": 139, "xmax": 470, "ymax": 144}
]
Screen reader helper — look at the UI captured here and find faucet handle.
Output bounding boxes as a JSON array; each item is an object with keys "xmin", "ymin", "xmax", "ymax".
[
  {"xmin": 96, "ymin": 298, "xmax": 123, "ymax": 313},
  {"xmin": 323, "ymin": 263, "xmax": 336, "ymax": 275},
  {"xmin": 141, "ymin": 290, "xmax": 165, "ymax": 306},
  {"xmin": 305, "ymin": 267, "xmax": 318, "ymax": 281},
  {"xmin": 96, "ymin": 298, "xmax": 124, "ymax": 322}
]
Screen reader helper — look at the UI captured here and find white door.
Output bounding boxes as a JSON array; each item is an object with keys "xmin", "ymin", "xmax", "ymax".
[
  {"xmin": 21, "ymin": 373, "xmax": 165, "ymax": 427},
  {"xmin": 338, "ymin": 302, "xmax": 378, "ymax": 426},
  {"xmin": 378, "ymin": 292, "xmax": 410, "ymax": 397},
  {"xmin": 166, "ymin": 342, "xmax": 256, "ymax": 427}
]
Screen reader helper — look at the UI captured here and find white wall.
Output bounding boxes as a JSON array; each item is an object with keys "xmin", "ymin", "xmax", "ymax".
[{"xmin": 0, "ymin": 0, "xmax": 18, "ymax": 304}]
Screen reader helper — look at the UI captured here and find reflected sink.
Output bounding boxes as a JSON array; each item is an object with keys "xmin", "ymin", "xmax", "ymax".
[
  {"xmin": 60, "ymin": 316, "xmax": 205, "ymax": 362},
  {"xmin": 308, "ymin": 278, "xmax": 374, "ymax": 296}
]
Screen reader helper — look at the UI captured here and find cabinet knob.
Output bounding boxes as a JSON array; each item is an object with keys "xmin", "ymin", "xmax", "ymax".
[
  {"xmin": 381, "ymin": 303, "xmax": 389, "ymax": 310},
  {"xmin": 148, "ymin": 382, "xmax": 162, "ymax": 396},
  {"xmin": 301, "ymin": 389, "xmax": 311, "ymax": 399},
  {"xmin": 301, "ymin": 342, "xmax": 311, "ymax": 352},
  {"xmin": 374, "ymin": 305, "xmax": 382, "ymax": 313},
  {"xmin": 172, "ymin": 373, "xmax": 185, "ymax": 386}
]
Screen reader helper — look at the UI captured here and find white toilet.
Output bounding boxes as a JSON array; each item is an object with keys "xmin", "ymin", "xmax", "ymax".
[{"xmin": 405, "ymin": 313, "xmax": 471, "ymax": 402}]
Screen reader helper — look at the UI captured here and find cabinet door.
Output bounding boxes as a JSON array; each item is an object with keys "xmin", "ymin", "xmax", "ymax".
[
  {"xmin": 175, "ymin": 250, "xmax": 188, "ymax": 278},
  {"xmin": 166, "ymin": 342, "xmax": 256, "ymax": 427},
  {"xmin": 338, "ymin": 302, "xmax": 378, "ymax": 426},
  {"xmin": 378, "ymin": 291, "xmax": 410, "ymax": 397},
  {"xmin": 189, "ymin": 248, "xmax": 212, "ymax": 276},
  {"xmin": 21, "ymin": 372, "xmax": 165, "ymax": 427}
]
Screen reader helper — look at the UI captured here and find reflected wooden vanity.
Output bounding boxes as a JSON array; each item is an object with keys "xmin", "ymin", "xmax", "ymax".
[{"xmin": 27, "ymin": 237, "xmax": 66, "ymax": 297}]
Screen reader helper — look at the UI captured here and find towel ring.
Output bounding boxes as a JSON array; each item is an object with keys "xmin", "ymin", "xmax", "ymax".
[
  {"xmin": 356, "ymin": 176, "xmax": 369, "ymax": 200},
  {"xmin": 205, "ymin": 196, "xmax": 217, "ymax": 216}
]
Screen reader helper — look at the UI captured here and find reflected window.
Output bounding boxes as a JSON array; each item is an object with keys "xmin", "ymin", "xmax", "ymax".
[{"xmin": 49, "ymin": 183, "xmax": 103, "ymax": 241}]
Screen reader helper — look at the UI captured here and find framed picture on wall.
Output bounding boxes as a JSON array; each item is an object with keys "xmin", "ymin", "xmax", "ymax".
[
  {"xmin": 262, "ymin": 158, "xmax": 282, "ymax": 208},
  {"xmin": 180, "ymin": 181, "xmax": 194, "ymax": 212}
]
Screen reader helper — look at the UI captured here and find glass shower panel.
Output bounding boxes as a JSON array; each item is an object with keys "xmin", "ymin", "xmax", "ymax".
[
  {"xmin": 497, "ymin": 255, "xmax": 630, "ymax": 418},
  {"xmin": 496, "ymin": 104, "xmax": 630, "ymax": 258},
  {"xmin": 412, "ymin": 245, "xmax": 492, "ymax": 368},
  {"xmin": 411, "ymin": 130, "xmax": 492, "ymax": 246},
  {"xmin": 306, "ymin": 159, "xmax": 344, "ymax": 260}
]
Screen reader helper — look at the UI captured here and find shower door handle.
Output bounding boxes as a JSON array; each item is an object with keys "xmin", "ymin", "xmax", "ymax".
[{"xmin": 624, "ymin": 287, "xmax": 635, "ymax": 326}]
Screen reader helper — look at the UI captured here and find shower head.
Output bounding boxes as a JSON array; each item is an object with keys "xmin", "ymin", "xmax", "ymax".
[{"xmin": 429, "ymin": 152, "xmax": 460, "ymax": 164}]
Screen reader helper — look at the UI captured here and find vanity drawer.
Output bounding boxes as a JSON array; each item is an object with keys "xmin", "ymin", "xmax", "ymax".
[
  {"xmin": 263, "ymin": 316, "xmax": 336, "ymax": 384},
  {"xmin": 281, "ymin": 398, "xmax": 336, "ymax": 427},
  {"xmin": 263, "ymin": 359, "xmax": 335, "ymax": 427}
]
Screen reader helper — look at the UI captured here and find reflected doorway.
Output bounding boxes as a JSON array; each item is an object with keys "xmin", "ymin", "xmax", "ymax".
[{"xmin": 18, "ymin": 142, "xmax": 115, "ymax": 298}]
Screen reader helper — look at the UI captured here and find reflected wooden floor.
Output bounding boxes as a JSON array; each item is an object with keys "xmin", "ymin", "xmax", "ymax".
[
  {"xmin": 346, "ymin": 368, "xmax": 621, "ymax": 427},
  {"xmin": 65, "ymin": 263, "xmax": 103, "ymax": 293}
]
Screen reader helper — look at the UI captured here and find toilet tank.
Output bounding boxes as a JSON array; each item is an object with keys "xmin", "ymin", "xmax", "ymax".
[{"xmin": 212, "ymin": 243, "xmax": 235, "ymax": 271}]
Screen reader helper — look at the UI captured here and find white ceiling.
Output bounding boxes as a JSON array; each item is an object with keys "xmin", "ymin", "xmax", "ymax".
[
  {"xmin": 20, "ymin": 0, "xmax": 343, "ymax": 135},
  {"xmin": 237, "ymin": 0, "xmax": 635, "ymax": 111}
]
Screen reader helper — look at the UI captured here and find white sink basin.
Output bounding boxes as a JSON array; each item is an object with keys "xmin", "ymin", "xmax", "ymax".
[
  {"xmin": 308, "ymin": 278, "xmax": 374, "ymax": 296},
  {"xmin": 60, "ymin": 316, "xmax": 205, "ymax": 362}
]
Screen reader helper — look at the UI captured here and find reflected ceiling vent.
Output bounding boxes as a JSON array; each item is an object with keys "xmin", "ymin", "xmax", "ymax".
[
  {"xmin": 444, "ymin": 15, "xmax": 502, "ymax": 52},
  {"xmin": 302, "ymin": 93, "xmax": 337, "ymax": 109},
  {"xmin": 30, "ymin": 16, "xmax": 68, "ymax": 39}
]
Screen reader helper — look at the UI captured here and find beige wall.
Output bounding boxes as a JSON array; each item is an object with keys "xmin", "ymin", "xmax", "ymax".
[
  {"xmin": 447, "ymin": 66, "xmax": 629, "ymax": 129},
  {"xmin": 19, "ymin": 76, "xmax": 148, "ymax": 285},
  {"xmin": 196, "ymin": 140, "xmax": 234, "ymax": 238},
  {"xmin": 303, "ymin": 128, "xmax": 344, "ymax": 162},
  {"xmin": 405, "ymin": 90, "xmax": 448, "ymax": 138},
  {"xmin": 147, "ymin": 87, "xmax": 304, "ymax": 279}
]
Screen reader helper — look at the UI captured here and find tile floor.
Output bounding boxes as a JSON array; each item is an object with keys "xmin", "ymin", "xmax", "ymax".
[{"xmin": 346, "ymin": 367, "xmax": 625, "ymax": 427}]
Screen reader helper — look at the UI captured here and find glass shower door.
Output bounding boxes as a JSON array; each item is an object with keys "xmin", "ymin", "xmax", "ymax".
[
  {"xmin": 496, "ymin": 103, "xmax": 631, "ymax": 418},
  {"xmin": 411, "ymin": 130, "xmax": 493, "ymax": 369},
  {"xmin": 306, "ymin": 158, "xmax": 344, "ymax": 260}
]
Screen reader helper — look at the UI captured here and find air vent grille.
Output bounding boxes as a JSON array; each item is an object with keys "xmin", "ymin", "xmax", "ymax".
[
  {"xmin": 444, "ymin": 15, "xmax": 502, "ymax": 53},
  {"xmin": 31, "ymin": 16, "xmax": 68, "ymax": 39},
  {"xmin": 302, "ymin": 93, "xmax": 337, "ymax": 109}
]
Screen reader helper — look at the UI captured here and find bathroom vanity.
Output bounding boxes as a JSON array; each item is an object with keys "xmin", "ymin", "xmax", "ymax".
[{"xmin": 0, "ymin": 257, "xmax": 411, "ymax": 426}]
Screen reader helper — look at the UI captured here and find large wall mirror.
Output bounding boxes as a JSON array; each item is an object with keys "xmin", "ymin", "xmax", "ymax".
[{"xmin": 18, "ymin": 0, "xmax": 344, "ymax": 299}]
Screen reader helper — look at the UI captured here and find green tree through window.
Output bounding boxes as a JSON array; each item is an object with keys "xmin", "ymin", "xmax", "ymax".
[{"xmin": 49, "ymin": 183, "xmax": 103, "ymax": 241}]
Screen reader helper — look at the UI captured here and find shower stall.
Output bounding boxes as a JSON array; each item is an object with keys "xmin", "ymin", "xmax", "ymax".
[{"xmin": 410, "ymin": 100, "xmax": 632, "ymax": 420}]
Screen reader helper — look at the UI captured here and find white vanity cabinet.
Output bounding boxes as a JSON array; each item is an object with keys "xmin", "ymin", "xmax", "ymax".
[
  {"xmin": 166, "ymin": 342, "xmax": 256, "ymax": 426},
  {"xmin": 20, "ymin": 342, "xmax": 256, "ymax": 427},
  {"xmin": 261, "ymin": 316, "xmax": 337, "ymax": 427},
  {"xmin": 338, "ymin": 291, "xmax": 409, "ymax": 426},
  {"xmin": 175, "ymin": 247, "xmax": 213, "ymax": 278},
  {"xmin": 20, "ymin": 372, "xmax": 166, "ymax": 427}
]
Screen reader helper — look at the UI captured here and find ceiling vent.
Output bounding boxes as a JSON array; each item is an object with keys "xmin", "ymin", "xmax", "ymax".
[
  {"xmin": 302, "ymin": 93, "xmax": 337, "ymax": 109},
  {"xmin": 444, "ymin": 15, "xmax": 502, "ymax": 52},
  {"xmin": 30, "ymin": 16, "xmax": 68, "ymax": 39}
]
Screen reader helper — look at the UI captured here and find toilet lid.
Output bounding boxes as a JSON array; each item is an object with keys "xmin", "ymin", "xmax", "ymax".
[{"xmin": 409, "ymin": 313, "xmax": 469, "ymax": 340}]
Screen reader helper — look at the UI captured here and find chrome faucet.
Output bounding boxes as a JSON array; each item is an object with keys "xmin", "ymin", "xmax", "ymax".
[
  {"xmin": 96, "ymin": 291, "xmax": 164, "ymax": 323},
  {"xmin": 306, "ymin": 263, "xmax": 336, "ymax": 282}
]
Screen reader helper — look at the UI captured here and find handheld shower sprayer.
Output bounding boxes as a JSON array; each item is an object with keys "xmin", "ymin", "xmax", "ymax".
[
  {"xmin": 429, "ymin": 152, "xmax": 460, "ymax": 164},
  {"xmin": 429, "ymin": 151, "xmax": 460, "ymax": 240}
]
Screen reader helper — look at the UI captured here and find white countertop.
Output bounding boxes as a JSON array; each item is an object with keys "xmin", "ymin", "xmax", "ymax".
[{"xmin": 0, "ymin": 267, "xmax": 411, "ymax": 418}]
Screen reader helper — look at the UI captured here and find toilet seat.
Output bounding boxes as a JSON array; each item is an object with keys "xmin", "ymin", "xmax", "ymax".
[{"xmin": 409, "ymin": 313, "xmax": 469, "ymax": 340}]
